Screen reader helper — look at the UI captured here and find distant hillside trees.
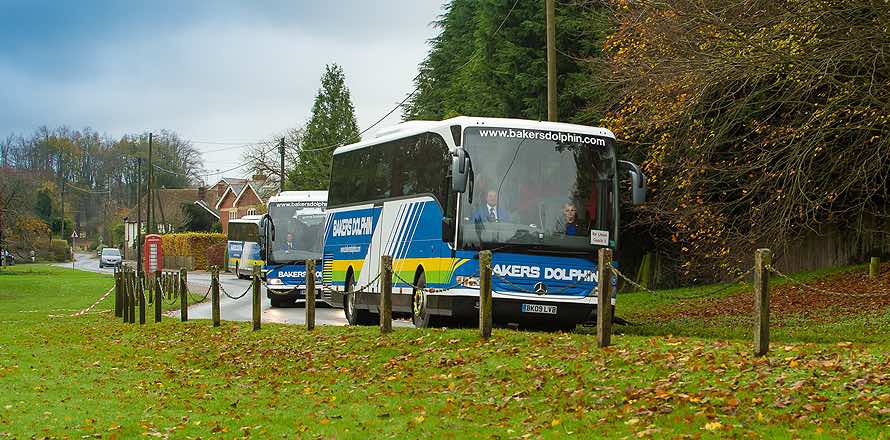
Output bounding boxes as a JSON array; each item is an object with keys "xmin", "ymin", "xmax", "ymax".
[{"xmin": 0, "ymin": 127, "xmax": 204, "ymax": 248}]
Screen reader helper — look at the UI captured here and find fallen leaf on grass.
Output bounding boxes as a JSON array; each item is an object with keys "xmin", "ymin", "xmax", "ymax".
[{"xmin": 703, "ymin": 421, "xmax": 723, "ymax": 431}]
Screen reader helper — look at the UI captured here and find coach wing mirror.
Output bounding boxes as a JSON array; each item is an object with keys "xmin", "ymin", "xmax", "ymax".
[
  {"xmin": 451, "ymin": 148, "xmax": 469, "ymax": 193},
  {"xmin": 619, "ymin": 160, "xmax": 647, "ymax": 205},
  {"xmin": 260, "ymin": 214, "xmax": 274, "ymax": 259}
]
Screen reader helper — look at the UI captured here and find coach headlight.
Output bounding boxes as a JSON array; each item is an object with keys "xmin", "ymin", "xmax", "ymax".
[
  {"xmin": 456, "ymin": 276, "xmax": 479, "ymax": 288},
  {"xmin": 268, "ymin": 278, "xmax": 283, "ymax": 285}
]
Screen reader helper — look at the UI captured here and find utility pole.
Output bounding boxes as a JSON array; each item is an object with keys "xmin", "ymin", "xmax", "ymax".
[
  {"xmin": 0, "ymin": 159, "xmax": 6, "ymax": 266},
  {"xmin": 279, "ymin": 137, "xmax": 286, "ymax": 194},
  {"xmin": 104, "ymin": 177, "xmax": 110, "ymax": 246},
  {"xmin": 545, "ymin": 0, "xmax": 558, "ymax": 122},
  {"xmin": 0, "ymin": 187, "xmax": 4, "ymax": 267},
  {"xmin": 147, "ymin": 132, "xmax": 154, "ymax": 234},
  {"xmin": 59, "ymin": 152, "xmax": 65, "ymax": 246},
  {"xmin": 136, "ymin": 157, "xmax": 143, "ymax": 274}
]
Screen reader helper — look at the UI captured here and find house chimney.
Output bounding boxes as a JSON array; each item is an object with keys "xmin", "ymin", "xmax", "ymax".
[
  {"xmin": 197, "ymin": 186, "xmax": 207, "ymax": 202},
  {"xmin": 252, "ymin": 174, "xmax": 267, "ymax": 183}
]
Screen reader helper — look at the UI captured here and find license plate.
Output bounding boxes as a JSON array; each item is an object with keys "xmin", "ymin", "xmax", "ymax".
[{"xmin": 521, "ymin": 304, "xmax": 557, "ymax": 314}]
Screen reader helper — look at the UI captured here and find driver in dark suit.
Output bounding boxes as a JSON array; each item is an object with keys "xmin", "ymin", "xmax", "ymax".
[
  {"xmin": 472, "ymin": 190, "xmax": 510, "ymax": 224},
  {"xmin": 282, "ymin": 233, "xmax": 297, "ymax": 251}
]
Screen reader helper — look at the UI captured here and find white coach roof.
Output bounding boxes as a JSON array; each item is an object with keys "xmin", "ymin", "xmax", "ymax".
[
  {"xmin": 267, "ymin": 190, "xmax": 328, "ymax": 204},
  {"xmin": 334, "ymin": 116, "xmax": 616, "ymax": 155}
]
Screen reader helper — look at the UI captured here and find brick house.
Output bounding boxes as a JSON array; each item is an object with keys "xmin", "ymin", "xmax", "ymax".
[{"xmin": 215, "ymin": 181, "xmax": 265, "ymax": 235}]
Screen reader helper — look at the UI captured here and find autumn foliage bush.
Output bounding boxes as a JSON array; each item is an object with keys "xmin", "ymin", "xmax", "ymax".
[
  {"xmin": 45, "ymin": 239, "xmax": 71, "ymax": 262},
  {"xmin": 159, "ymin": 232, "xmax": 226, "ymax": 271},
  {"xmin": 600, "ymin": 0, "xmax": 890, "ymax": 279}
]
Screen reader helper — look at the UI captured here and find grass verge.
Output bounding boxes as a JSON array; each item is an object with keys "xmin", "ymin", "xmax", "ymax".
[
  {"xmin": 1, "ymin": 265, "xmax": 888, "ymax": 438},
  {"xmin": 612, "ymin": 263, "xmax": 890, "ymax": 345}
]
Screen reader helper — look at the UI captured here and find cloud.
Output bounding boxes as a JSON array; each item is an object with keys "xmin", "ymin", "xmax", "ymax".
[{"xmin": 0, "ymin": 0, "xmax": 444, "ymax": 175}]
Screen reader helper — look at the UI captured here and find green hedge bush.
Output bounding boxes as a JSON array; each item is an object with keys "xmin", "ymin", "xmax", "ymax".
[{"xmin": 159, "ymin": 232, "xmax": 226, "ymax": 270}]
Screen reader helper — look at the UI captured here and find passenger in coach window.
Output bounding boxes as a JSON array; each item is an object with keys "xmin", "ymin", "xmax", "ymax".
[{"xmin": 555, "ymin": 203, "xmax": 585, "ymax": 236}]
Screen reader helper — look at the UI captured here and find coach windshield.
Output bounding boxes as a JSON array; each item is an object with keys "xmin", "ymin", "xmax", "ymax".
[
  {"xmin": 268, "ymin": 202, "xmax": 326, "ymax": 263},
  {"xmin": 458, "ymin": 126, "xmax": 617, "ymax": 254}
]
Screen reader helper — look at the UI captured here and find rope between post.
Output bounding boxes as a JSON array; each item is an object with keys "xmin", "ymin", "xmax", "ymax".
[
  {"xmin": 70, "ymin": 286, "xmax": 115, "ymax": 317},
  {"xmin": 188, "ymin": 284, "xmax": 213, "ymax": 303},
  {"xmin": 610, "ymin": 265, "xmax": 755, "ymax": 300},
  {"xmin": 766, "ymin": 264, "xmax": 890, "ymax": 298},
  {"xmin": 220, "ymin": 283, "xmax": 252, "ymax": 300}
]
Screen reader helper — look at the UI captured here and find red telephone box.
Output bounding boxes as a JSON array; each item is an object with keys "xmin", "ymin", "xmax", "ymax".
[{"xmin": 143, "ymin": 234, "xmax": 163, "ymax": 273}]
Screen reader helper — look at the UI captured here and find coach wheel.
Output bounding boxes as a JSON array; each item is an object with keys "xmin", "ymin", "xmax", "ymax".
[
  {"xmin": 344, "ymin": 272, "xmax": 375, "ymax": 326},
  {"xmin": 412, "ymin": 272, "xmax": 446, "ymax": 328},
  {"xmin": 270, "ymin": 296, "xmax": 290, "ymax": 308}
]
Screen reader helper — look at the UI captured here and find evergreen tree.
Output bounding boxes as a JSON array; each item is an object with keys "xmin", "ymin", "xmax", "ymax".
[
  {"xmin": 404, "ymin": 0, "xmax": 612, "ymax": 124},
  {"xmin": 288, "ymin": 64, "xmax": 360, "ymax": 190}
]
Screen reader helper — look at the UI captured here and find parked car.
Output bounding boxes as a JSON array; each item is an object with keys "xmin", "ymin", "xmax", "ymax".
[
  {"xmin": 1, "ymin": 249, "xmax": 13, "ymax": 266},
  {"xmin": 99, "ymin": 248, "xmax": 122, "ymax": 268}
]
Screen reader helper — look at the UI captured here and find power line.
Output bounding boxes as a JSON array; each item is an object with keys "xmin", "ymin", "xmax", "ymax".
[
  {"xmin": 198, "ymin": 142, "xmax": 267, "ymax": 154},
  {"xmin": 358, "ymin": 88, "xmax": 418, "ymax": 137},
  {"xmin": 152, "ymin": 164, "xmax": 192, "ymax": 178},
  {"xmin": 64, "ymin": 182, "xmax": 111, "ymax": 195},
  {"xmin": 188, "ymin": 139, "xmax": 265, "ymax": 145},
  {"xmin": 495, "ymin": 0, "xmax": 521, "ymax": 35},
  {"xmin": 153, "ymin": 162, "xmax": 250, "ymax": 178},
  {"xmin": 202, "ymin": 163, "xmax": 250, "ymax": 176},
  {"xmin": 349, "ymin": 0, "xmax": 515, "ymax": 140}
]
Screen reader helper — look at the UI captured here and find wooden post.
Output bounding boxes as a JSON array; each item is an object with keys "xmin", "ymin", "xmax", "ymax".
[
  {"xmin": 127, "ymin": 270, "xmax": 136, "ymax": 324},
  {"xmin": 379, "ymin": 255, "xmax": 392, "ymax": 334},
  {"xmin": 306, "ymin": 259, "xmax": 316, "ymax": 331},
  {"xmin": 754, "ymin": 248, "xmax": 771, "ymax": 357},
  {"xmin": 114, "ymin": 270, "xmax": 122, "ymax": 318},
  {"xmin": 479, "ymin": 250, "xmax": 493, "ymax": 339},
  {"xmin": 252, "ymin": 264, "xmax": 261, "ymax": 331},
  {"xmin": 154, "ymin": 272, "xmax": 162, "ymax": 323},
  {"xmin": 545, "ymin": 0, "xmax": 558, "ymax": 122},
  {"xmin": 167, "ymin": 273, "xmax": 174, "ymax": 301},
  {"xmin": 211, "ymin": 266, "xmax": 221, "ymax": 327},
  {"xmin": 597, "ymin": 248, "xmax": 613, "ymax": 348},
  {"xmin": 121, "ymin": 269, "xmax": 129, "ymax": 323},
  {"xmin": 122, "ymin": 270, "xmax": 129, "ymax": 323},
  {"xmin": 179, "ymin": 268, "xmax": 188, "ymax": 322},
  {"xmin": 869, "ymin": 257, "xmax": 880, "ymax": 278},
  {"xmin": 143, "ymin": 272, "xmax": 151, "ymax": 305},
  {"xmin": 138, "ymin": 274, "xmax": 146, "ymax": 325}
]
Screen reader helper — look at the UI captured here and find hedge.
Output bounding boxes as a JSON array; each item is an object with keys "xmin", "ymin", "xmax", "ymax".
[
  {"xmin": 47, "ymin": 239, "xmax": 72, "ymax": 262},
  {"xmin": 159, "ymin": 232, "xmax": 226, "ymax": 271}
]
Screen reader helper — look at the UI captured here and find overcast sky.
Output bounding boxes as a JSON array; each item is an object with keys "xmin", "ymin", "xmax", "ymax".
[{"xmin": 0, "ymin": 0, "xmax": 444, "ymax": 179}]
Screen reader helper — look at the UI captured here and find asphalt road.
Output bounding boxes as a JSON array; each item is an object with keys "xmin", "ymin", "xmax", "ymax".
[{"xmin": 65, "ymin": 253, "xmax": 410, "ymax": 327}]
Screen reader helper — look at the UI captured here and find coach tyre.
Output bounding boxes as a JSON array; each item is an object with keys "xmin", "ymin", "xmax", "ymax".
[
  {"xmin": 344, "ymin": 272, "xmax": 376, "ymax": 326},
  {"xmin": 412, "ymin": 271, "xmax": 446, "ymax": 328},
  {"xmin": 270, "ymin": 295, "xmax": 289, "ymax": 308}
]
